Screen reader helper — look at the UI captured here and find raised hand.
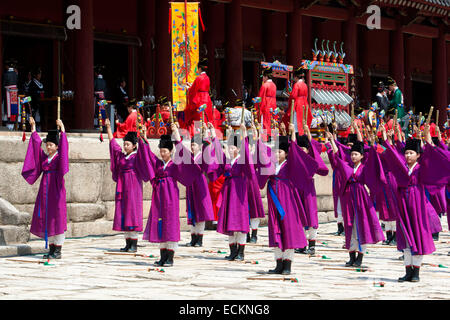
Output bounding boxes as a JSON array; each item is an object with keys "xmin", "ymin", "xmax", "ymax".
[
  {"xmin": 29, "ymin": 117, "xmax": 36, "ymax": 133},
  {"xmin": 56, "ymin": 119, "xmax": 65, "ymax": 132}
]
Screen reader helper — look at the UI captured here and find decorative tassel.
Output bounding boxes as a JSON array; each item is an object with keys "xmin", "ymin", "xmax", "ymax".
[
  {"xmin": 22, "ymin": 131, "xmax": 26, "ymax": 142},
  {"xmin": 99, "ymin": 132, "xmax": 103, "ymax": 142},
  {"xmin": 168, "ymin": 7, "xmax": 171, "ymax": 34},
  {"xmin": 158, "ymin": 218, "xmax": 163, "ymax": 239}
]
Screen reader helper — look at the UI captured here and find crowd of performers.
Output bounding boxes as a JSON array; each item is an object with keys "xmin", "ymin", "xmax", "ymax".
[{"xmin": 20, "ymin": 60, "xmax": 450, "ymax": 284}]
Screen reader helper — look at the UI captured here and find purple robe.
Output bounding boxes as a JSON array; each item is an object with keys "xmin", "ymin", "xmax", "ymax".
[
  {"xmin": 329, "ymin": 146, "xmax": 386, "ymax": 249},
  {"xmin": 109, "ymin": 139, "xmax": 151, "ymax": 232},
  {"xmin": 436, "ymin": 141, "xmax": 450, "ymax": 227},
  {"xmin": 209, "ymin": 137, "xmax": 255, "ymax": 236},
  {"xmin": 186, "ymin": 152, "xmax": 215, "ymax": 225},
  {"xmin": 293, "ymin": 139, "xmax": 328, "ymax": 229},
  {"xmin": 142, "ymin": 141, "xmax": 201, "ymax": 242},
  {"xmin": 381, "ymin": 141, "xmax": 450, "ymax": 255},
  {"xmin": 247, "ymin": 142, "xmax": 266, "ymax": 220},
  {"xmin": 21, "ymin": 131, "xmax": 69, "ymax": 244},
  {"xmin": 373, "ymin": 153, "xmax": 399, "ymax": 222},
  {"xmin": 256, "ymin": 141, "xmax": 309, "ymax": 250}
]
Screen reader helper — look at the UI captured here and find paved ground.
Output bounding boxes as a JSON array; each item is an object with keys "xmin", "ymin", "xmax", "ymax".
[{"xmin": 1, "ymin": 221, "xmax": 449, "ymax": 300}]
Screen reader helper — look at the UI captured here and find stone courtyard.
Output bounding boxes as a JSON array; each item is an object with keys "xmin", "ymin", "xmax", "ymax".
[{"xmin": 1, "ymin": 221, "xmax": 448, "ymax": 300}]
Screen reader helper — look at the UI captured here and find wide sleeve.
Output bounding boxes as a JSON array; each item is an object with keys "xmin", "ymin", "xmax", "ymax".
[
  {"xmin": 287, "ymin": 142, "xmax": 319, "ymax": 191},
  {"xmin": 172, "ymin": 140, "xmax": 202, "ymax": 186},
  {"xmin": 57, "ymin": 132, "xmax": 69, "ymax": 176},
  {"xmin": 310, "ymin": 139, "xmax": 329, "ymax": 176},
  {"xmin": 241, "ymin": 137, "xmax": 258, "ymax": 181},
  {"xmin": 395, "ymin": 140, "xmax": 405, "ymax": 155},
  {"xmin": 361, "ymin": 146, "xmax": 387, "ymax": 194},
  {"xmin": 205, "ymin": 137, "xmax": 226, "ymax": 182},
  {"xmin": 21, "ymin": 131, "xmax": 45, "ymax": 185},
  {"xmin": 419, "ymin": 143, "xmax": 450, "ymax": 186},
  {"xmin": 329, "ymin": 148, "xmax": 354, "ymax": 196},
  {"xmin": 109, "ymin": 138, "xmax": 123, "ymax": 183},
  {"xmin": 381, "ymin": 140, "xmax": 410, "ymax": 188},
  {"xmin": 255, "ymin": 138, "xmax": 275, "ymax": 189},
  {"xmin": 134, "ymin": 139, "xmax": 154, "ymax": 182}
]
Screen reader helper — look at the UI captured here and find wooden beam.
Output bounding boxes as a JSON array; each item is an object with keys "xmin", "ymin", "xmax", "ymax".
[
  {"xmin": 403, "ymin": 23, "xmax": 440, "ymax": 38},
  {"xmin": 300, "ymin": 4, "xmax": 350, "ymax": 20},
  {"xmin": 242, "ymin": 0, "xmax": 294, "ymax": 12}
]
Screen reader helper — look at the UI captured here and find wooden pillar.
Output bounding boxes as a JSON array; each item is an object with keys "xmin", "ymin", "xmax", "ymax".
[
  {"xmin": 287, "ymin": 8, "xmax": 302, "ymax": 67},
  {"xmin": 404, "ymin": 35, "xmax": 413, "ymax": 111},
  {"xmin": 155, "ymin": 0, "xmax": 171, "ymax": 101},
  {"xmin": 205, "ymin": 1, "xmax": 219, "ymax": 96},
  {"xmin": 432, "ymin": 23, "xmax": 447, "ymax": 127},
  {"xmin": 138, "ymin": 0, "xmax": 156, "ymax": 97},
  {"xmin": 302, "ymin": 16, "xmax": 313, "ymax": 60},
  {"xmin": 359, "ymin": 27, "xmax": 371, "ymax": 107},
  {"xmin": 128, "ymin": 46, "xmax": 136, "ymax": 98},
  {"xmin": 343, "ymin": 11, "xmax": 358, "ymax": 67},
  {"xmin": 73, "ymin": 0, "xmax": 94, "ymax": 130},
  {"xmin": 263, "ymin": 11, "xmax": 277, "ymax": 62},
  {"xmin": 389, "ymin": 20, "xmax": 405, "ymax": 93},
  {"xmin": 225, "ymin": 0, "xmax": 243, "ymax": 102}
]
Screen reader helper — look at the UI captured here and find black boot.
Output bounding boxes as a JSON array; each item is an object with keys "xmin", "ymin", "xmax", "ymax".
[
  {"xmin": 120, "ymin": 238, "xmax": 132, "ymax": 252},
  {"xmin": 383, "ymin": 231, "xmax": 392, "ymax": 245},
  {"xmin": 43, "ymin": 244, "xmax": 56, "ymax": 259},
  {"xmin": 235, "ymin": 244, "xmax": 245, "ymax": 261},
  {"xmin": 250, "ymin": 229, "xmax": 258, "ymax": 243},
  {"xmin": 129, "ymin": 239, "xmax": 138, "ymax": 253},
  {"xmin": 164, "ymin": 250, "xmax": 174, "ymax": 267},
  {"xmin": 187, "ymin": 234, "xmax": 197, "ymax": 247},
  {"xmin": 195, "ymin": 234, "xmax": 203, "ymax": 247},
  {"xmin": 246, "ymin": 233, "xmax": 251, "ymax": 243},
  {"xmin": 294, "ymin": 247, "xmax": 307, "ymax": 254},
  {"xmin": 281, "ymin": 259, "xmax": 292, "ymax": 275},
  {"xmin": 410, "ymin": 266, "xmax": 420, "ymax": 282},
  {"xmin": 390, "ymin": 231, "xmax": 397, "ymax": 245},
  {"xmin": 225, "ymin": 243, "xmax": 238, "ymax": 260},
  {"xmin": 432, "ymin": 232, "xmax": 439, "ymax": 241},
  {"xmin": 268, "ymin": 259, "xmax": 283, "ymax": 274},
  {"xmin": 398, "ymin": 266, "xmax": 413, "ymax": 282},
  {"xmin": 51, "ymin": 246, "xmax": 62, "ymax": 259},
  {"xmin": 154, "ymin": 249, "xmax": 167, "ymax": 266},
  {"xmin": 354, "ymin": 252, "xmax": 364, "ymax": 267},
  {"xmin": 307, "ymin": 240, "xmax": 316, "ymax": 255},
  {"xmin": 345, "ymin": 251, "xmax": 356, "ymax": 267},
  {"xmin": 335, "ymin": 223, "xmax": 344, "ymax": 236}
]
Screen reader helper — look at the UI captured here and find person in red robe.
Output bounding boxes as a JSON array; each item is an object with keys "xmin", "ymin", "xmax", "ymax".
[
  {"xmin": 114, "ymin": 99, "xmax": 138, "ymax": 139},
  {"xmin": 282, "ymin": 67, "xmax": 312, "ymax": 135},
  {"xmin": 257, "ymin": 67, "xmax": 277, "ymax": 140},
  {"xmin": 185, "ymin": 58, "xmax": 213, "ymax": 137}
]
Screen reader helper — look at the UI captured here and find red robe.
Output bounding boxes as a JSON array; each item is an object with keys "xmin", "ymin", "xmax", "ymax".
[
  {"xmin": 185, "ymin": 72, "xmax": 213, "ymax": 137},
  {"xmin": 257, "ymin": 79, "xmax": 277, "ymax": 138},
  {"xmin": 282, "ymin": 80, "xmax": 312, "ymax": 134},
  {"xmin": 114, "ymin": 110, "xmax": 137, "ymax": 138}
]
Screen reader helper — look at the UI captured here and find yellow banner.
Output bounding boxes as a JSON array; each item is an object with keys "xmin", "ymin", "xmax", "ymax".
[{"xmin": 171, "ymin": 2, "xmax": 200, "ymax": 111}]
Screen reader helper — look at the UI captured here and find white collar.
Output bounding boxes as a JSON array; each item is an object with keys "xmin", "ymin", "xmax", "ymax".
[
  {"xmin": 276, "ymin": 159, "xmax": 286, "ymax": 175},
  {"xmin": 47, "ymin": 151, "xmax": 58, "ymax": 163},
  {"xmin": 125, "ymin": 150, "xmax": 137, "ymax": 160},
  {"xmin": 353, "ymin": 162, "xmax": 361, "ymax": 174},
  {"xmin": 267, "ymin": 79, "xmax": 273, "ymax": 83},
  {"xmin": 97, "ymin": 74, "xmax": 103, "ymax": 79},
  {"xmin": 8, "ymin": 68, "xmax": 14, "ymax": 72},
  {"xmin": 131, "ymin": 109, "xmax": 137, "ymax": 113},
  {"xmin": 408, "ymin": 162, "xmax": 418, "ymax": 176},
  {"xmin": 163, "ymin": 159, "xmax": 172, "ymax": 170},
  {"xmin": 120, "ymin": 86, "xmax": 127, "ymax": 94},
  {"xmin": 200, "ymin": 72, "xmax": 206, "ymax": 75},
  {"xmin": 33, "ymin": 78, "xmax": 43, "ymax": 89},
  {"xmin": 231, "ymin": 155, "xmax": 240, "ymax": 167}
]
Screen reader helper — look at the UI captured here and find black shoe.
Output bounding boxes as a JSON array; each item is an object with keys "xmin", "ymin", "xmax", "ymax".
[
  {"xmin": 120, "ymin": 238, "xmax": 132, "ymax": 252},
  {"xmin": 194, "ymin": 234, "xmax": 203, "ymax": 247},
  {"xmin": 281, "ymin": 259, "xmax": 292, "ymax": 275},
  {"xmin": 235, "ymin": 244, "xmax": 245, "ymax": 261},
  {"xmin": 129, "ymin": 239, "xmax": 138, "ymax": 253},
  {"xmin": 43, "ymin": 244, "xmax": 56, "ymax": 259},
  {"xmin": 250, "ymin": 229, "xmax": 258, "ymax": 243},
  {"xmin": 432, "ymin": 232, "xmax": 439, "ymax": 241},
  {"xmin": 335, "ymin": 223, "xmax": 344, "ymax": 236},
  {"xmin": 354, "ymin": 252, "xmax": 364, "ymax": 267},
  {"xmin": 268, "ymin": 259, "xmax": 283, "ymax": 274},
  {"xmin": 345, "ymin": 251, "xmax": 356, "ymax": 267},
  {"xmin": 307, "ymin": 240, "xmax": 316, "ymax": 255},
  {"xmin": 410, "ymin": 266, "xmax": 420, "ymax": 282},
  {"xmin": 154, "ymin": 249, "xmax": 167, "ymax": 266},
  {"xmin": 398, "ymin": 266, "xmax": 413, "ymax": 282},
  {"xmin": 163, "ymin": 250, "xmax": 174, "ymax": 267},
  {"xmin": 225, "ymin": 244, "xmax": 238, "ymax": 261},
  {"xmin": 294, "ymin": 247, "xmax": 307, "ymax": 254},
  {"xmin": 383, "ymin": 231, "xmax": 392, "ymax": 245},
  {"xmin": 51, "ymin": 246, "xmax": 62, "ymax": 259},
  {"xmin": 246, "ymin": 233, "xmax": 251, "ymax": 243},
  {"xmin": 186, "ymin": 234, "xmax": 197, "ymax": 247}
]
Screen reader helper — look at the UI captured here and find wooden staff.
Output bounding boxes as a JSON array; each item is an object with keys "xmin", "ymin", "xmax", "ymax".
[
  {"xmin": 6, "ymin": 259, "xmax": 52, "ymax": 265},
  {"xmin": 241, "ymin": 104, "xmax": 246, "ymax": 126},
  {"xmin": 418, "ymin": 112, "xmax": 422, "ymax": 128},
  {"xmin": 119, "ymin": 267, "xmax": 165, "ymax": 273},
  {"xmin": 426, "ymin": 106, "xmax": 434, "ymax": 125},
  {"xmin": 246, "ymin": 277, "xmax": 299, "ymax": 282},
  {"xmin": 57, "ymin": 96, "xmax": 61, "ymax": 130},
  {"xmin": 323, "ymin": 267, "xmax": 373, "ymax": 272},
  {"xmin": 104, "ymin": 252, "xmax": 153, "ymax": 258},
  {"xmin": 169, "ymin": 102, "xmax": 174, "ymax": 123},
  {"xmin": 436, "ymin": 110, "xmax": 439, "ymax": 126},
  {"xmin": 288, "ymin": 100, "xmax": 295, "ymax": 135}
]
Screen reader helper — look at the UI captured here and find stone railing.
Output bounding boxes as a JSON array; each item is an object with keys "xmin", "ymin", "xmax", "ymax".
[{"xmin": 0, "ymin": 132, "xmax": 335, "ymax": 247}]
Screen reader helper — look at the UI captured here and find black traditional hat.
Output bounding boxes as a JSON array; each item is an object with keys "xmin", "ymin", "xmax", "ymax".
[
  {"xmin": 293, "ymin": 67, "xmax": 306, "ymax": 78},
  {"xmin": 404, "ymin": 138, "xmax": 422, "ymax": 154},
  {"xmin": 350, "ymin": 141, "xmax": 365, "ymax": 155},
  {"xmin": 278, "ymin": 135, "xmax": 290, "ymax": 154},
  {"xmin": 386, "ymin": 76, "xmax": 396, "ymax": 86},
  {"xmin": 235, "ymin": 98, "xmax": 244, "ymax": 106},
  {"xmin": 158, "ymin": 96, "xmax": 168, "ymax": 105},
  {"xmin": 32, "ymin": 67, "xmax": 42, "ymax": 76},
  {"xmin": 126, "ymin": 98, "xmax": 137, "ymax": 108},
  {"xmin": 261, "ymin": 66, "xmax": 273, "ymax": 78},
  {"xmin": 159, "ymin": 135, "xmax": 174, "ymax": 151},
  {"xmin": 296, "ymin": 133, "xmax": 310, "ymax": 149},
  {"xmin": 44, "ymin": 130, "xmax": 60, "ymax": 146},
  {"xmin": 198, "ymin": 58, "xmax": 208, "ymax": 70},
  {"xmin": 347, "ymin": 133, "xmax": 358, "ymax": 144},
  {"xmin": 377, "ymin": 81, "xmax": 385, "ymax": 90},
  {"xmin": 124, "ymin": 131, "xmax": 138, "ymax": 145}
]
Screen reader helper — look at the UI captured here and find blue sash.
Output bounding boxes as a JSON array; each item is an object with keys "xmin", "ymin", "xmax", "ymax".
[{"xmin": 268, "ymin": 182, "xmax": 286, "ymax": 220}]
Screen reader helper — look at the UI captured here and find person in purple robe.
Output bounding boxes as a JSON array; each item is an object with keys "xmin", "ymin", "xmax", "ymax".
[
  {"xmin": 379, "ymin": 124, "xmax": 450, "ymax": 282},
  {"xmin": 22, "ymin": 117, "xmax": 69, "ymax": 259},
  {"xmin": 293, "ymin": 124, "xmax": 329, "ymax": 255},
  {"xmin": 105, "ymin": 120, "xmax": 151, "ymax": 252},
  {"xmin": 325, "ymin": 130, "xmax": 386, "ymax": 268},
  {"xmin": 255, "ymin": 124, "xmax": 311, "ymax": 275},
  {"xmin": 207, "ymin": 123, "xmax": 256, "ymax": 261},
  {"xmin": 142, "ymin": 123, "xmax": 201, "ymax": 267},
  {"xmin": 185, "ymin": 131, "xmax": 215, "ymax": 247}
]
